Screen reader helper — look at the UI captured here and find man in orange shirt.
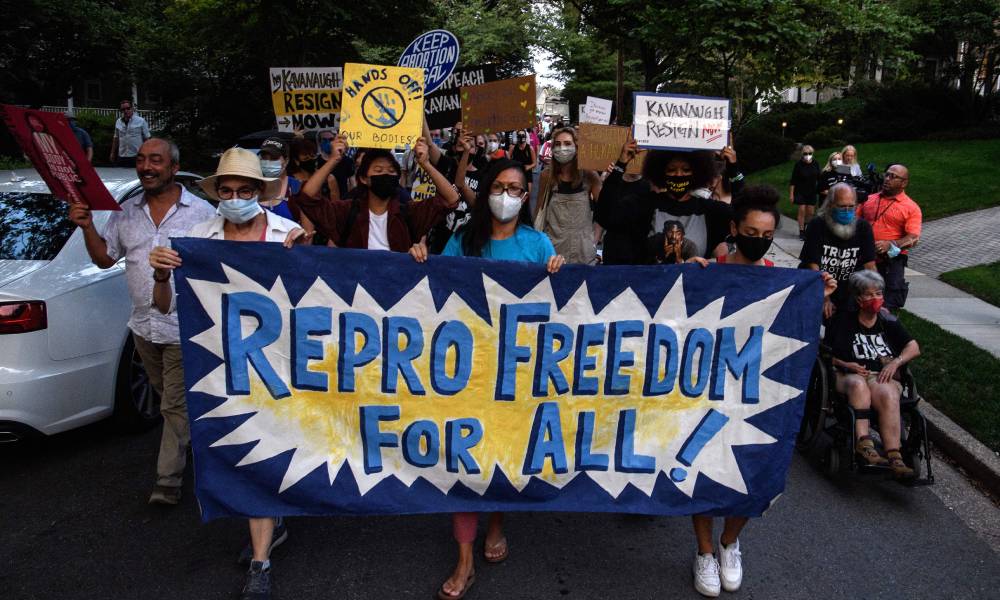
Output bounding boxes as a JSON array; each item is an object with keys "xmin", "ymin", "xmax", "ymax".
[{"xmin": 857, "ymin": 163, "xmax": 921, "ymax": 311}]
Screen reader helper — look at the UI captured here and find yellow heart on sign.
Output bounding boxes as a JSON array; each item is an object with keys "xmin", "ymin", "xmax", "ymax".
[
  {"xmin": 520, "ymin": 100, "xmax": 527, "ymax": 108},
  {"xmin": 519, "ymin": 83, "xmax": 529, "ymax": 92}
]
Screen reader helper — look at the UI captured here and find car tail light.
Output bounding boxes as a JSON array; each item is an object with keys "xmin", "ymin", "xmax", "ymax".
[{"xmin": 0, "ymin": 301, "xmax": 47, "ymax": 334}]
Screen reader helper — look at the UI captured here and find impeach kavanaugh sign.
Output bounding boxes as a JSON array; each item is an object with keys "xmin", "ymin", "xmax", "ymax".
[{"xmin": 173, "ymin": 241, "xmax": 822, "ymax": 520}]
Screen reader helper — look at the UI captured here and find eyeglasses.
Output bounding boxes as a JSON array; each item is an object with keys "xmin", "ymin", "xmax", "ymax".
[
  {"xmin": 489, "ymin": 182, "xmax": 525, "ymax": 196},
  {"xmin": 216, "ymin": 186, "xmax": 259, "ymax": 200},
  {"xmin": 884, "ymin": 172, "xmax": 906, "ymax": 181},
  {"xmin": 802, "ymin": 153, "xmax": 813, "ymax": 157}
]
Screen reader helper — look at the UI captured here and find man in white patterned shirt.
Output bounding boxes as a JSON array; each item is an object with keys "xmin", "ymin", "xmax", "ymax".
[{"xmin": 68, "ymin": 137, "xmax": 215, "ymax": 505}]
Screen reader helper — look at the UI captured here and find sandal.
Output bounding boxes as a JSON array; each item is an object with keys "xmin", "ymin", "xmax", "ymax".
[
  {"xmin": 855, "ymin": 436, "xmax": 888, "ymax": 466},
  {"xmin": 886, "ymin": 449, "xmax": 915, "ymax": 479},
  {"xmin": 437, "ymin": 570, "xmax": 476, "ymax": 600},
  {"xmin": 484, "ymin": 536, "xmax": 509, "ymax": 564}
]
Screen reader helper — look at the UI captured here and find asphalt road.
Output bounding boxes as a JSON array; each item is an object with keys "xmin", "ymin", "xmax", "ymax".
[{"xmin": 1, "ymin": 419, "xmax": 998, "ymax": 600}]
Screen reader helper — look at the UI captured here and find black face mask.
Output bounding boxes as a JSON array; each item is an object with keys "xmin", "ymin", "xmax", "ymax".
[
  {"xmin": 662, "ymin": 175, "xmax": 692, "ymax": 199},
  {"xmin": 368, "ymin": 174, "xmax": 398, "ymax": 199},
  {"xmin": 734, "ymin": 234, "xmax": 773, "ymax": 262}
]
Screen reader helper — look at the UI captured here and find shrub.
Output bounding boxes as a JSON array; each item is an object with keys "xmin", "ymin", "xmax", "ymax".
[
  {"xmin": 802, "ymin": 125, "xmax": 845, "ymax": 150},
  {"xmin": 73, "ymin": 112, "xmax": 117, "ymax": 166},
  {"xmin": 734, "ymin": 128, "xmax": 796, "ymax": 173}
]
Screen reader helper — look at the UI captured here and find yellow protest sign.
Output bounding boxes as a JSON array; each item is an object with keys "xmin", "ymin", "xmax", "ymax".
[
  {"xmin": 340, "ymin": 63, "xmax": 425, "ymax": 150},
  {"xmin": 269, "ymin": 67, "xmax": 343, "ymax": 132}
]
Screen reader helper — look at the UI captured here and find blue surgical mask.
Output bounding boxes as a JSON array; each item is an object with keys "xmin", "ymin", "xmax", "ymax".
[
  {"xmin": 259, "ymin": 159, "xmax": 283, "ymax": 178},
  {"xmin": 319, "ymin": 139, "xmax": 333, "ymax": 155},
  {"xmin": 887, "ymin": 243, "xmax": 902, "ymax": 258},
  {"xmin": 832, "ymin": 207, "xmax": 855, "ymax": 225},
  {"xmin": 217, "ymin": 197, "xmax": 263, "ymax": 224}
]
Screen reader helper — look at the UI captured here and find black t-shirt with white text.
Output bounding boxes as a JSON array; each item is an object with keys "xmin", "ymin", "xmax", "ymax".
[
  {"xmin": 800, "ymin": 217, "xmax": 876, "ymax": 307},
  {"xmin": 824, "ymin": 310, "xmax": 913, "ymax": 372}
]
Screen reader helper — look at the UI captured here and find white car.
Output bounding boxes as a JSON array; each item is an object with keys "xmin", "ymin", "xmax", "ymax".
[{"xmin": 0, "ymin": 167, "xmax": 209, "ymax": 442}]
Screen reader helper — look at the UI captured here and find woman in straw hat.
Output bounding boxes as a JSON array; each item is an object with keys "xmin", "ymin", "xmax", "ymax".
[{"xmin": 148, "ymin": 146, "xmax": 311, "ymax": 600}]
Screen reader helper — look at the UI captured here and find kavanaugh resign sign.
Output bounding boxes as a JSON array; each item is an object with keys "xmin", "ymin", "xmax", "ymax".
[
  {"xmin": 173, "ymin": 241, "xmax": 822, "ymax": 520},
  {"xmin": 269, "ymin": 67, "xmax": 343, "ymax": 133}
]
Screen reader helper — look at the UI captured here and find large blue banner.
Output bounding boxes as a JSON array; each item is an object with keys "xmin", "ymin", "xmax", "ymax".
[{"xmin": 173, "ymin": 240, "xmax": 822, "ymax": 520}]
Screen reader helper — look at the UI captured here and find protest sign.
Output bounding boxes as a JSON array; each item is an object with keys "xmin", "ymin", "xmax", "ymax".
[
  {"xmin": 461, "ymin": 75, "xmax": 536, "ymax": 134},
  {"xmin": 1, "ymin": 105, "xmax": 119, "ymax": 210},
  {"xmin": 398, "ymin": 29, "xmax": 460, "ymax": 95},
  {"xmin": 409, "ymin": 166, "xmax": 437, "ymax": 203},
  {"xmin": 632, "ymin": 92, "xmax": 730, "ymax": 151},
  {"xmin": 269, "ymin": 67, "xmax": 343, "ymax": 133},
  {"xmin": 424, "ymin": 64, "xmax": 497, "ymax": 130},
  {"xmin": 577, "ymin": 123, "xmax": 646, "ymax": 174},
  {"xmin": 581, "ymin": 96, "xmax": 613, "ymax": 125},
  {"xmin": 174, "ymin": 240, "xmax": 822, "ymax": 519},
  {"xmin": 340, "ymin": 63, "xmax": 425, "ymax": 150}
]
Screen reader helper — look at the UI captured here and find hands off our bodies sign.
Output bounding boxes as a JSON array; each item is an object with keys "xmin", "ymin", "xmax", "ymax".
[
  {"xmin": 633, "ymin": 92, "xmax": 730, "ymax": 151},
  {"xmin": 174, "ymin": 240, "xmax": 821, "ymax": 520},
  {"xmin": 340, "ymin": 63, "xmax": 425, "ymax": 150}
]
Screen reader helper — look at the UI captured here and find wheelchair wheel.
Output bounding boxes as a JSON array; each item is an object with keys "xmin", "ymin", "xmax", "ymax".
[
  {"xmin": 796, "ymin": 357, "xmax": 828, "ymax": 453},
  {"xmin": 825, "ymin": 441, "xmax": 851, "ymax": 478}
]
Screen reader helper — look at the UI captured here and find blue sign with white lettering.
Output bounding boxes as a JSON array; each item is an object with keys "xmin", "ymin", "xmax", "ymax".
[{"xmin": 398, "ymin": 29, "xmax": 460, "ymax": 95}]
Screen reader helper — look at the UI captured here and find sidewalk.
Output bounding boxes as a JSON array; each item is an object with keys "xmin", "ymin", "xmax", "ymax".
[{"xmin": 771, "ymin": 216, "xmax": 1000, "ymax": 358}]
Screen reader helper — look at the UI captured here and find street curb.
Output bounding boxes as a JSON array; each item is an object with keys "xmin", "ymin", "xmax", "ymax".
[{"xmin": 920, "ymin": 400, "xmax": 1000, "ymax": 497}]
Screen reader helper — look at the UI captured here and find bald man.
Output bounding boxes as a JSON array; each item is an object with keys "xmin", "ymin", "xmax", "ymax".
[{"xmin": 857, "ymin": 163, "xmax": 921, "ymax": 311}]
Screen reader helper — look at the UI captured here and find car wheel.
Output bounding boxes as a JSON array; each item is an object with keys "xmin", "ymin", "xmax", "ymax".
[{"xmin": 113, "ymin": 336, "xmax": 161, "ymax": 432}]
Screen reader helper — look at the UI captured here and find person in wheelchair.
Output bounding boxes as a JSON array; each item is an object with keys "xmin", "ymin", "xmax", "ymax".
[{"xmin": 823, "ymin": 270, "xmax": 921, "ymax": 478}]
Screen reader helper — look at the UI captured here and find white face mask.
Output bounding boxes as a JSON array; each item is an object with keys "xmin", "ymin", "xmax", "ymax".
[
  {"xmin": 802, "ymin": 154, "xmax": 813, "ymax": 163},
  {"xmin": 488, "ymin": 192, "xmax": 522, "ymax": 223},
  {"xmin": 487, "ymin": 141, "xmax": 500, "ymax": 153},
  {"xmin": 831, "ymin": 159, "xmax": 843, "ymax": 167},
  {"xmin": 553, "ymin": 146, "xmax": 577, "ymax": 164}
]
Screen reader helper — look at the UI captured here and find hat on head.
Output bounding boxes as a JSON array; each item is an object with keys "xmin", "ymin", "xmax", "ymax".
[
  {"xmin": 198, "ymin": 147, "xmax": 281, "ymax": 201},
  {"xmin": 259, "ymin": 137, "xmax": 288, "ymax": 159}
]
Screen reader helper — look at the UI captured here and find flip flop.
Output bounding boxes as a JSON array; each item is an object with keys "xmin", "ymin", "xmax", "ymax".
[
  {"xmin": 437, "ymin": 571, "xmax": 476, "ymax": 600},
  {"xmin": 483, "ymin": 536, "xmax": 508, "ymax": 564}
]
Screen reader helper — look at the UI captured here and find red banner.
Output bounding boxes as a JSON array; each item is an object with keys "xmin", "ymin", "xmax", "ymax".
[{"xmin": 2, "ymin": 105, "xmax": 120, "ymax": 210}]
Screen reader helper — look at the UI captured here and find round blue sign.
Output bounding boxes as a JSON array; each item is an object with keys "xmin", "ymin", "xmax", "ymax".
[{"xmin": 398, "ymin": 29, "xmax": 461, "ymax": 95}]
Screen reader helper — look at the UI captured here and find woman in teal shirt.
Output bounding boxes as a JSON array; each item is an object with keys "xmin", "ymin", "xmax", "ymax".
[{"xmin": 410, "ymin": 159, "xmax": 564, "ymax": 599}]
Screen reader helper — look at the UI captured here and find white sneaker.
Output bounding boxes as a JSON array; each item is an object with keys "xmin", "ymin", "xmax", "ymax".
[
  {"xmin": 719, "ymin": 539, "xmax": 743, "ymax": 592},
  {"xmin": 693, "ymin": 553, "xmax": 721, "ymax": 597}
]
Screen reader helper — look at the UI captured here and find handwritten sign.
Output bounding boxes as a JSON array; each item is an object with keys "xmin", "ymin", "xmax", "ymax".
[
  {"xmin": 410, "ymin": 166, "xmax": 437, "ymax": 203},
  {"xmin": 581, "ymin": 96, "xmax": 613, "ymax": 125},
  {"xmin": 398, "ymin": 30, "xmax": 460, "ymax": 95},
  {"xmin": 269, "ymin": 67, "xmax": 343, "ymax": 133},
  {"xmin": 424, "ymin": 64, "xmax": 497, "ymax": 129},
  {"xmin": 577, "ymin": 123, "xmax": 646, "ymax": 174},
  {"xmin": 1, "ymin": 105, "xmax": 119, "ymax": 210},
  {"xmin": 461, "ymin": 75, "xmax": 536, "ymax": 135},
  {"xmin": 174, "ymin": 241, "xmax": 822, "ymax": 519},
  {"xmin": 340, "ymin": 63, "xmax": 425, "ymax": 150},
  {"xmin": 632, "ymin": 92, "xmax": 730, "ymax": 151}
]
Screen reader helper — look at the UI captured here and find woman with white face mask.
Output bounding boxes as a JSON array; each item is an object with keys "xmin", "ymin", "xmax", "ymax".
[
  {"xmin": 790, "ymin": 144, "xmax": 821, "ymax": 240},
  {"xmin": 408, "ymin": 159, "xmax": 564, "ymax": 600},
  {"xmin": 534, "ymin": 127, "xmax": 604, "ymax": 264}
]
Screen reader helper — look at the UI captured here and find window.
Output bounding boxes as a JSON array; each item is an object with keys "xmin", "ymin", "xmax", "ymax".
[
  {"xmin": 84, "ymin": 80, "xmax": 102, "ymax": 104},
  {"xmin": 0, "ymin": 192, "xmax": 77, "ymax": 260}
]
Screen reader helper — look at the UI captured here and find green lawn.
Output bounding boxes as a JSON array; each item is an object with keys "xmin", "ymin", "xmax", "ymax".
[
  {"xmin": 748, "ymin": 139, "xmax": 1000, "ymax": 221},
  {"xmin": 940, "ymin": 262, "xmax": 1000, "ymax": 308},
  {"xmin": 898, "ymin": 310, "xmax": 1000, "ymax": 452}
]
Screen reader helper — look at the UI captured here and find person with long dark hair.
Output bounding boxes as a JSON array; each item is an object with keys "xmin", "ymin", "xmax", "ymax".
[
  {"xmin": 409, "ymin": 159, "xmax": 564, "ymax": 600},
  {"xmin": 687, "ymin": 185, "xmax": 835, "ymax": 596},
  {"xmin": 293, "ymin": 135, "xmax": 458, "ymax": 251}
]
